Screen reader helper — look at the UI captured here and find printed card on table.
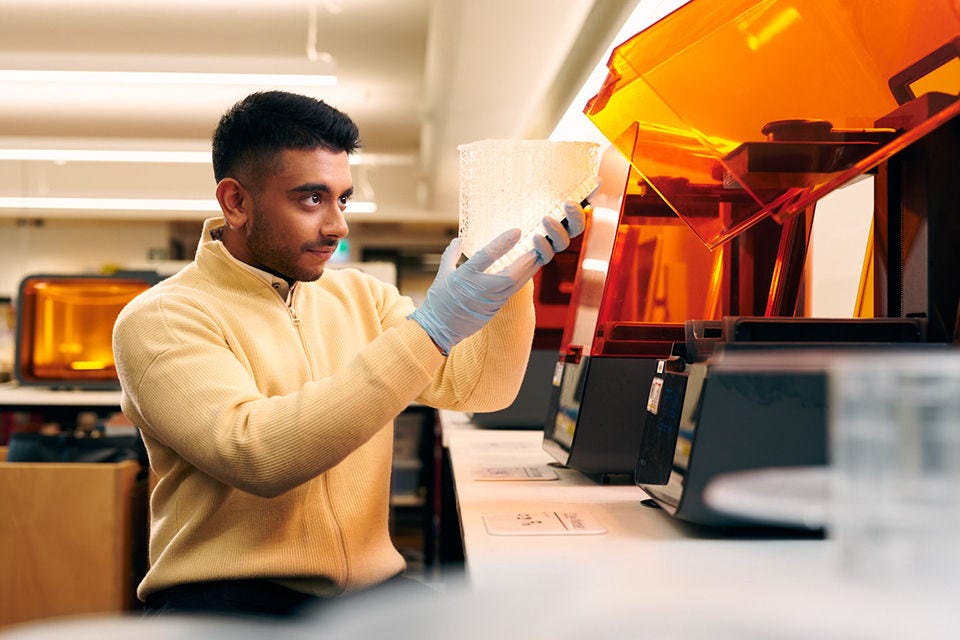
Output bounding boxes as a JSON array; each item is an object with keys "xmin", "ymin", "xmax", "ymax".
[
  {"xmin": 482, "ymin": 509, "xmax": 607, "ymax": 536},
  {"xmin": 470, "ymin": 465, "xmax": 559, "ymax": 481}
]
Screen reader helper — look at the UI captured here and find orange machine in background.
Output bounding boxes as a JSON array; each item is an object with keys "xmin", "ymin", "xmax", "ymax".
[
  {"xmin": 584, "ymin": 0, "xmax": 960, "ymax": 250},
  {"xmin": 15, "ymin": 274, "xmax": 157, "ymax": 389},
  {"xmin": 542, "ymin": 0, "xmax": 960, "ymax": 515},
  {"xmin": 542, "ymin": 148, "xmax": 794, "ymax": 477}
]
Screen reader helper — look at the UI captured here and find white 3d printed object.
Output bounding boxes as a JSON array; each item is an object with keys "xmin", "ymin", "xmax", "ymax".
[{"xmin": 458, "ymin": 139, "xmax": 601, "ymax": 272}]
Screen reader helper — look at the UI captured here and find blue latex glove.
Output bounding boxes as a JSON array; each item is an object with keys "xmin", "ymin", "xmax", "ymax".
[
  {"xmin": 410, "ymin": 201, "xmax": 587, "ymax": 355},
  {"xmin": 410, "ymin": 228, "xmax": 526, "ymax": 355},
  {"xmin": 538, "ymin": 200, "xmax": 586, "ymax": 261},
  {"xmin": 495, "ymin": 200, "xmax": 587, "ymax": 284}
]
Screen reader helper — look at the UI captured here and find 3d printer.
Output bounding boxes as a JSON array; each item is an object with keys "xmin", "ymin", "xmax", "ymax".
[
  {"xmin": 15, "ymin": 273, "xmax": 158, "ymax": 389},
  {"xmin": 542, "ymin": 0, "xmax": 960, "ymax": 523}
]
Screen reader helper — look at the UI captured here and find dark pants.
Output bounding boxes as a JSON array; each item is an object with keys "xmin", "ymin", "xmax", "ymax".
[
  {"xmin": 143, "ymin": 574, "xmax": 431, "ymax": 619},
  {"xmin": 143, "ymin": 578, "xmax": 322, "ymax": 618}
]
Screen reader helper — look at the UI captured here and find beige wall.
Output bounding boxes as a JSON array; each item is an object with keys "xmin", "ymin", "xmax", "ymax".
[{"xmin": 0, "ymin": 218, "xmax": 171, "ymax": 298}]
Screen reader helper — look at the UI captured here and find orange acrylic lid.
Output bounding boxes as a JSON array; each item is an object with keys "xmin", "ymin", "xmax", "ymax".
[{"xmin": 585, "ymin": 0, "xmax": 960, "ymax": 248}]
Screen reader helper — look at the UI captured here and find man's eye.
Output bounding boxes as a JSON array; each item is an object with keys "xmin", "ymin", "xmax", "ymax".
[{"xmin": 309, "ymin": 194, "xmax": 322, "ymax": 205}]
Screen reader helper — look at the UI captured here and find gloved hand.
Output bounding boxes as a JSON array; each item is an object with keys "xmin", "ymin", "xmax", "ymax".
[
  {"xmin": 495, "ymin": 200, "xmax": 588, "ymax": 284},
  {"xmin": 410, "ymin": 201, "xmax": 587, "ymax": 355},
  {"xmin": 538, "ymin": 200, "xmax": 587, "ymax": 262},
  {"xmin": 410, "ymin": 228, "xmax": 526, "ymax": 355}
]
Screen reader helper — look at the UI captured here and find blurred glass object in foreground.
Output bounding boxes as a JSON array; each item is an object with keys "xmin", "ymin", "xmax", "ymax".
[{"xmin": 830, "ymin": 351, "xmax": 960, "ymax": 585}]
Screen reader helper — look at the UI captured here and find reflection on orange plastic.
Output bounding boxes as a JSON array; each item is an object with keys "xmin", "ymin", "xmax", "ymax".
[
  {"xmin": 585, "ymin": 0, "xmax": 960, "ymax": 248},
  {"xmin": 589, "ymin": 167, "xmax": 723, "ymax": 357},
  {"xmin": 532, "ymin": 234, "xmax": 584, "ymax": 350},
  {"xmin": 558, "ymin": 148, "xmax": 725, "ymax": 359},
  {"xmin": 17, "ymin": 277, "xmax": 150, "ymax": 384}
]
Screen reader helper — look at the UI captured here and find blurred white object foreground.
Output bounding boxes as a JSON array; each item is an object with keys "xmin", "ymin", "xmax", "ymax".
[{"xmin": 2, "ymin": 541, "xmax": 958, "ymax": 640}]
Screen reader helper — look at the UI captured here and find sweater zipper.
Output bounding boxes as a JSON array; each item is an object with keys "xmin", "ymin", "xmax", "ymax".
[
  {"xmin": 287, "ymin": 305, "xmax": 302, "ymax": 326},
  {"xmin": 285, "ymin": 286, "xmax": 349, "ymax": 585},
  {"xmin": 324, "ymin": 474, "xmax": 352, "ymax": 588},
  {"xmin": 287, "ymin": 289, "xmax": 313, "ymax": 379}
]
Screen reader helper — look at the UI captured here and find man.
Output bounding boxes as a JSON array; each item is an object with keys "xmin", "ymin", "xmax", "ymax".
[{"xmin": 113, "ymin": 90, "xmax": 586, "ymax": 617}]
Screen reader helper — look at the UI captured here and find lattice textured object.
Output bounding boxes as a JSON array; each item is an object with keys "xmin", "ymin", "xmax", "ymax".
[{"xmin": 458, "ymin": 140, "xmax": 600, "ymax": 272}]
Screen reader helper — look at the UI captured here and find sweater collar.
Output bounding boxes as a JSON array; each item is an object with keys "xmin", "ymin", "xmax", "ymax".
[{"xmin": 198, "ymin": 217, "xmax": 295, "ymax": 303}]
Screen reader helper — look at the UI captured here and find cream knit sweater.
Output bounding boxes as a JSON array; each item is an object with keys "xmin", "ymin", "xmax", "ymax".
[{"xmin": 113, "ymin": 218, "xmax": 535, "ymax": 600}]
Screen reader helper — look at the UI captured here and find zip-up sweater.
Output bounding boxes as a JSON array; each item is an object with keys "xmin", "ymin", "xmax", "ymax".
[{"xmin": 113, "ymin": 217, "xmax": 535, "ymax": 600}]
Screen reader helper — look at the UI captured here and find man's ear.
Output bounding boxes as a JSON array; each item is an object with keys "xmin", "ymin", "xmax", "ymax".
[{"xmin": 215, "ymin": 178, "xmax": 249, "ymax": 231}]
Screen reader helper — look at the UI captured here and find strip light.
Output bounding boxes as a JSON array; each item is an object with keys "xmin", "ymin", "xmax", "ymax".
[
  {"xmin": 0, "ymin": 69, "xmax": 337, "ymax": 87},
  {"xmin": 0, "ymin": 196, "xmax": 377, "ymax": 214},
  {"xmin": 0, "ymin": 197, "xmax": 221, "ymax": 212},
  {"xmin": 0, "ymin": 149, "xmax": 211, "ymax": 163},
  {"xmin": 0, "ymin": 148, "xmax": 409, "ymax": 166},
  {"xmin": 0, "ymin": 149, "xmax": 386, "ymax": 214}
]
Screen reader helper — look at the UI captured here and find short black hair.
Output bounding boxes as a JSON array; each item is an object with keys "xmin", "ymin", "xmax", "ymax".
[{"xmin": 211, "ymin": 91, "xmax": 361, "ymax": 184}]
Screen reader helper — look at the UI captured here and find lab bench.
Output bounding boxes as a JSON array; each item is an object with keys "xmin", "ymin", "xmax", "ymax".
[{"xmin": 434, "ymin": 410, "xmax": 958, "ymax": 637}]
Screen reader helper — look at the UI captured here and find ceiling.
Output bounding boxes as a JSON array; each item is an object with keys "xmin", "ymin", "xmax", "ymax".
[{"xmin": 0, "ymin": 0, "xmax": 641, "ymax": 226}]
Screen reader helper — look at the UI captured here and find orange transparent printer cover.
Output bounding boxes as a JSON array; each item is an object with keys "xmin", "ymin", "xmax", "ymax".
[
  {"xmin": 15, "ymin": 275, "xmax": 153, "ymax": 388},
  {"xmin": 585, "ymin": 0, "xmax": 960, "ymax": 248}
]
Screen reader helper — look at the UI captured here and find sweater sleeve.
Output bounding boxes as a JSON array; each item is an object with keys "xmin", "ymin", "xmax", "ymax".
[
  {"xmin": 114, "ymin": 267, "xmax": 534, "ymax": 498},
  {"xmin": 410, "ymin": 279, "xmax": 536, "ymax": 412},
  {"xmin": 114, "ymin": 287, "xmax": 444, "ymax": 498}
]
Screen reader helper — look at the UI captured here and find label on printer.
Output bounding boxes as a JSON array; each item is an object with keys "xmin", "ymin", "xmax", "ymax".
[{"xmin": 647, "ymin": 376, "xmax": 664, "ymax": 414}]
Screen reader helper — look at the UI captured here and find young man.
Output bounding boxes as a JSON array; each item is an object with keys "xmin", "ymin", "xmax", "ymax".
[{"xmin": 113, "ymin": 90, "xmax": 586, "ymax": 617}]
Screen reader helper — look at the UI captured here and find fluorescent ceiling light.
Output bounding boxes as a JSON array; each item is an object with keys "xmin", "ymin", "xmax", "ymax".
[
  {"xmin": 0, "ymin": 149, "xmax": 212, "ymax": 163},
  {"xmin": 0, "ymin": 197, "xmax": 222, "ymax": 212},
  {"xmin": 0, "ymin": 196, "xmax": 377, "ymax": 214},
  {"xmin": 0, "ymin": 69, "xmax": 337, "ymax": 87},
  {"xmin": 0, "ymin": 148, "xmax": 410, "ymax": 166}
]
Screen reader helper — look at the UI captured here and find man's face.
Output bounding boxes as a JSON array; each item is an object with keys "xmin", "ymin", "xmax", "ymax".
[{"xmin": 244, "ymin": 147, "xmax": 353, "ymax": 282}]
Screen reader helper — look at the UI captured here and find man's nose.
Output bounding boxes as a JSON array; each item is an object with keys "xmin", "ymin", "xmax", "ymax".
[{"xmin": 324, "ymin": 206, "xmax": 349, "ymax": 238}]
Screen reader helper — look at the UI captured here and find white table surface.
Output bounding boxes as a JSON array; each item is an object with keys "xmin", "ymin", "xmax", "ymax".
[
  {"xmin": 437, "ymin": 411, "xmax": 960, "ymax": 638},
  {"xmin": 0, "ymin": 383, "xmax": 122, "ymax": 407},
  {"xmin": 442, "ymin": 414, "xmax": 819, "ymax": 580}
]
